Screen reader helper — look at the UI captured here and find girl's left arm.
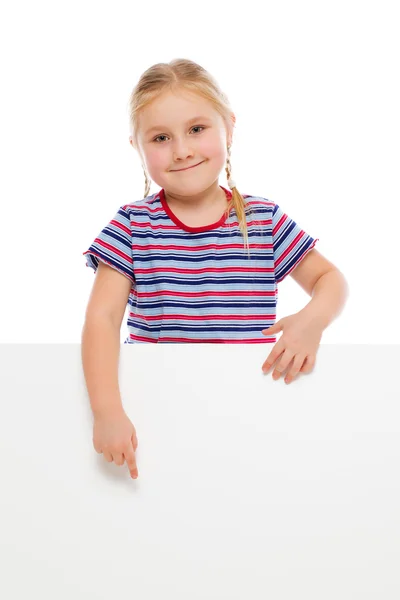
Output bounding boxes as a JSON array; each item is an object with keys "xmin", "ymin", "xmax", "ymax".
[
  {"xmin": 261, "ymin": 250, "xmax": 349, "ymax": 383},
  {"xmin": 285, "ymin": 247, "xmax": 349, "ymax": 329},
  {"xmin": 300, "ymin": 268, "xmax": 349, "ymax": 330}
]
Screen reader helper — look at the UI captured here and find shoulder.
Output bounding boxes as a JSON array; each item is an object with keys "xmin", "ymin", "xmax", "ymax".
[
  {"xmin": 120, "ymin": 193, "xmax": 161, "ymax": 215},
  {"xmin": 242, "ymin": 193, "xmax": 276, "ymax": 213}
]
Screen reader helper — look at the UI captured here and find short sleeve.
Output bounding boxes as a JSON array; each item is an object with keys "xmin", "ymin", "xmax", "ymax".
[
  {"xmin": 272, "ymin": 203, "xmax": 319, "ymax": 284},
  {"xmin": 82, "ymin": 205, "xmax": 134, "ymax": 283}
]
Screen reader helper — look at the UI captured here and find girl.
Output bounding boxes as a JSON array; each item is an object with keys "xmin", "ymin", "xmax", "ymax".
[{"xmin": 81, "ymin": 58, "xmax": 348, "ymax": 479}]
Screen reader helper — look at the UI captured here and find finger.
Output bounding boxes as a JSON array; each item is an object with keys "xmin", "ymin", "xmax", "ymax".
[
  {"xmin": 284, "ymin": 354, "xmax": 306, "ymax": 383},
  {"xmin": 103, "ymin": 450, "xmax": 113, "ymax": 463},
  {"xmin": 113, "ymin": 452, "xmax": 125, "ymax": 466},
  {"xmin": 261, "ymin": 319, "xmax": 283, "ymax": 336},
  {"xmin": 272, "ymin": 349, "xmax": 295, "ymax": 379},
  {"xmin": 262, "ymin": 340, "xmax": 285, "ymax": 373},
  {"xmin": 300, "ymin": 355, "xmax": 316, "ymax": 373},
  {"xmin": 93, "ymin": 439, "xmax": 102, "ymax": 454},
  {"xmin": 274, "ymin": 349, "xmax": 295, "ymax": 373},
  {"xmin": 124, "ymin": 444, "xmax": 138, "ymax": 479}
]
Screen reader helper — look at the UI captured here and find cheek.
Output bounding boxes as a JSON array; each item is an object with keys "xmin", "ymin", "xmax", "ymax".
[
  {"xmin": 145, "ymin": 148, "xmax": 167, "ymax": 170},
  {"xmin": 200, "ymin": 137, "xmax": 225, "ymax": 159}
]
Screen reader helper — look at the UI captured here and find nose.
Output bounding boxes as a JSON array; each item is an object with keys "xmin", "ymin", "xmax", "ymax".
[{"xmin": 172, "ymin": 139, "xmax": 195, "ymax": 162}]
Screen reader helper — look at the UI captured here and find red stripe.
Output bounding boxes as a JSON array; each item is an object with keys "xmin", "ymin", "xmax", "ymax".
[
  {"xmin": 129, "ymin": 313, "xmax": 276, "ymax": 321},
  {"xmin": 110, "ymin": 219, "xmax": 130, "ymax": 235},
  {"xmin": 94, "ymin": 239, "xmax": 133, "ymax": 264},
  {"xmin": 132, "ymin": 243, "xmax": 271, "ymax": 251},
  {"xmin": 272, "ymin": 213, "xmax": 287, "ymax": 236},
  {"xmin": 136, "ymin": 289, "xmax": 277, "ymax": 298},
  {"xmin": 134, "ymin": 266, "xmax": 272, "ymax": 274},
  {"xmin": 128, "ymin": 335, "xmax": 276, "ymax": 344},
  {"xmin": 274, "ymin": 231, "xmax": 303, "ymax": 269}
]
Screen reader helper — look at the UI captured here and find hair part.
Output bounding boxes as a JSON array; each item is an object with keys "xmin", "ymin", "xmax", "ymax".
[{"xmin": 127, "ymin": 58, "xmax": 253, "ymax": 256}]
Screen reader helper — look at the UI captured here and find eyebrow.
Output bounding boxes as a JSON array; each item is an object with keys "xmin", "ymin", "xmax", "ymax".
[{"xmin": 144, "ymin": 116, "xmax": 212, "ymax": 136}]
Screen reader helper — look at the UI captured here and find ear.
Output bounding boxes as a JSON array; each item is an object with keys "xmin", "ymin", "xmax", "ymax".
[{"xmin": 130, "ymin": 135, "xmax": 141, "ymax": 152}]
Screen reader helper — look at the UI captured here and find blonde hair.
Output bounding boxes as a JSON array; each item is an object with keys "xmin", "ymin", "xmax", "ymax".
[{"xmin": 127, "ymin": 58, "xmax": 253, "ymax": 256}]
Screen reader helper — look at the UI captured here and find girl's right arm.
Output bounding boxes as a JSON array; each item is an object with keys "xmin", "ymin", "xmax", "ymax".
[
  {"xmin": 81, "ymin": 314, "xmax": 124, "ymax": 418},
  {"xmin": 81, "ymin": 262, "xmax": 139, "ymax": 479},
  {"xmin": 81, "ymin": 260, "xmax": 132, "ymax": 417}
]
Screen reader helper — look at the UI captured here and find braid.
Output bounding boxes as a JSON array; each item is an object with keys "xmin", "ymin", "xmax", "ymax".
[
  {"xmin": 224, "ymin": 146, "xmax": 252, "ymax": 258},
  {"xmin": 143, "ymin": 167, "xmax": 151, "ymax": 199}
]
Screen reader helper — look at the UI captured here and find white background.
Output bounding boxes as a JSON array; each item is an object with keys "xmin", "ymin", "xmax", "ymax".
[
  {"xmin": 1, "ymin": 0, "xmax": 399, "ymax": 343},
  {"xmin": 1, "ymin": 3, "xmax": 400, "ymax": 597}
]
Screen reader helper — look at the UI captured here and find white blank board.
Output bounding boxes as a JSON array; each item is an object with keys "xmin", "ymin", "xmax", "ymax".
[{"xmin": 0, "ymin": 344, "xmax": 399, "ymax": 599}]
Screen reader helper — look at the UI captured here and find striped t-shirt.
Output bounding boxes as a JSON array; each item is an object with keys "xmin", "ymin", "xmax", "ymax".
[{"xmin": 83, "ymin": 185, "xmax": 319, "ymax": 344}]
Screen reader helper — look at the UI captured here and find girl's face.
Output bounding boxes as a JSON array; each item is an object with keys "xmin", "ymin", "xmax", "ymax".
[{"xmin": 133, "ymin": 90, "xmax": 232, "ymax": 196}]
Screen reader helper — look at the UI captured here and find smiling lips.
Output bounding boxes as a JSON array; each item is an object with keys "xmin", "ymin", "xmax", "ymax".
[{"xmin": 172, "ymin": 161, "xmax": 204, "ymax": 172}]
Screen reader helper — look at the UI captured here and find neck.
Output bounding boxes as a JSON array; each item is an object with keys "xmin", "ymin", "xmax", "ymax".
[{"xmin": 164, "ymin": 182, "xmax": 226, "ymax": 212}]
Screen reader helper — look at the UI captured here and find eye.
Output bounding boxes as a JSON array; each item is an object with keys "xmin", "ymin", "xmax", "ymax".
[{"xmin": 152, "ymin": 126, "xmax": 206, "ymax": 143}]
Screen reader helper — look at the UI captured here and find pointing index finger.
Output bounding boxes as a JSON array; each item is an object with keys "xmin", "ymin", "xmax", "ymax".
[{"xmin": 124, "ymin": 443, "xmax": 138, "ymax": 478}]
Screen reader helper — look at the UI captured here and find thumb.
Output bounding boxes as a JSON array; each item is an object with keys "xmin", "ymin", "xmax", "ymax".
[{"xmin": 261, "ymin": 320, "xmax": 283, "ymax": 335}]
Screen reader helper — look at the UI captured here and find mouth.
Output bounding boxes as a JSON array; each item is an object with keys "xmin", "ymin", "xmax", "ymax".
[{"xmin": 171, "ymin": 161, "xmax": 205, "ymax": 172}]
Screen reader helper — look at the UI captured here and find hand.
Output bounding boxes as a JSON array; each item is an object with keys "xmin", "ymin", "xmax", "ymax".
[
  {"xmin": 261, "ymin": 309, "xmax": 323, "ymax": 384},
  {"xmin": 93, "ymin": 408, "xmax": 139, "ymax": 479}
]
